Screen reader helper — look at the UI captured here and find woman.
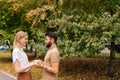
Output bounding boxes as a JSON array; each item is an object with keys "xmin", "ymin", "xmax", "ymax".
[{"xmin": 12, "ymin": 31, "xmax": 36, "ymax": 80}]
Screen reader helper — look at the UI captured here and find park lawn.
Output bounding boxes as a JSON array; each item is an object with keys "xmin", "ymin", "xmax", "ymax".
[
  {"xmin": 0, "ymin": 50, "xmax": 120, "ymax": 80},
  {"xmin": 0, "ymin": 62, "xmax": 42, "ymax": 80},
  {"xmin": 0, "ymin": 51, "xmax": 72, "ymax": 80},
  {"xmin": 0, "ymin": 51, "xmax": 42, "ymax": 80}
]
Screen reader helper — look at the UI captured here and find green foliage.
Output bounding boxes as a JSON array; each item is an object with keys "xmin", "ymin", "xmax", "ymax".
[
  {"xmin": 29, "ymin": 29, "xmax": 47, "ymax": 57},
  {"xmin": 0, "ymin": 0, "xmax": 120, "ymax": 58},
  {"xmin": 50, "ymin": 12, "xmax": 120, "ymax": 57}
]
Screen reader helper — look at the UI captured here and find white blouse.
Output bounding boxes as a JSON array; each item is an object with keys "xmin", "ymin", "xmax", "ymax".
[{"xmin": 12, "ymin": 48, "xmax": 30, "ymax": 72}]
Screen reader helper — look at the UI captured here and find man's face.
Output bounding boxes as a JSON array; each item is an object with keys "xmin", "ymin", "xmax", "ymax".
[{"xmin": 45, "ymin": 36, "xmax": 52, "ymax": 48}]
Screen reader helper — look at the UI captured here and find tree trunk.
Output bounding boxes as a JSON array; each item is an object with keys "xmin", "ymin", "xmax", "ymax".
[
  {"xmin": 30, "ymin": 45, "xmax": 33, "ymax": 52},
  {"xmin": 11, "ymin": 49, "xmax": 13, "ymax": 61},
  {"xmin": 35, "ymin": 49, "xmax": 37, "ymax": 58},
  {"xmin": 107, "ymin": 36, "xmax": 115, "ymax": 77}
]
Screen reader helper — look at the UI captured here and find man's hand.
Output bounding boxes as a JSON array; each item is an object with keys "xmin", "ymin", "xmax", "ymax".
[{"xmin": 34, "ymin": 59, "xmax": 44, "ymax": 68}]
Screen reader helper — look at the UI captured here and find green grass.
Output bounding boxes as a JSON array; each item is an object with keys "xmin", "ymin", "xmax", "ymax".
[
  {"xmin": 0, "ymin": 50, "xmax": 69, "ymax": 80},
  {"xmin": 93, "ymin": 53, "xmax": 120, "ymax": 59},
  {"xmin": 0, "ymin": 51, "xmax": 12, "ymax": 62},
  {"xmin": 0, "ymin": 50, "xmax": 43, "ymax": 80},
  {"xmin": 0, "ymin": 50, "xmax": 120, "ymax": 80}
]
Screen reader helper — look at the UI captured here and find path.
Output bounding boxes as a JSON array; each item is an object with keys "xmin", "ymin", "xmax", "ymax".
[{"xmin": 0, "ymin": 71, "xmax": 16, "ymax": 80}]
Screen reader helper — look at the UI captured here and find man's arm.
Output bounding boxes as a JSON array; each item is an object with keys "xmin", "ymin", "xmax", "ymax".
[
  {"xmin": 43, "ymin": 63, "xmax": 59, "ymax": 74},
  {"xmin": 36, "ymin": 60, "xmax": 59, "ymax": 74},
  {"xmin": 45, "ymin": 52, "xmax": 59, "ymax": 74},
  {"xmin": 36, "ymin": 52, "xmax": 59, "ymax": 74}
]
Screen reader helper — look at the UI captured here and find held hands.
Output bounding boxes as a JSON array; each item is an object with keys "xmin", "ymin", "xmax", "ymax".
[
  {"xmin": 29, "ymin": 60, "xmax": 37, "ymax": 66},
  {"xmin": 29, "ymin": 59, "xmax": 44, "ymax": 68},
  {"xmin": 33, "ymin": 59, "xmax": 44, "ymax": 68},
  {"xmin": 36, "ymin": 59, "xmax": 44, "ymax": 68}
]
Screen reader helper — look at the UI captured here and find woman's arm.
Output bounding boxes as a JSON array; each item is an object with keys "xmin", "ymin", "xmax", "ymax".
[{"xmin": 14, "ymin": 59, "xmax": 35, "ymax": 73}]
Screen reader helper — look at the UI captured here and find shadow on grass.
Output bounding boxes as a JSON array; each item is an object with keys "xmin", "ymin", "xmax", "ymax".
[{"xmin": 0, "ymin": 57, "xmax": 12, "ymax": 62}]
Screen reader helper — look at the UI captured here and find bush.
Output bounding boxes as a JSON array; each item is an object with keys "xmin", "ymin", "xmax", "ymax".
[{"xmin": 59, "ymin": 58, "xmax": 120, "ymax": 79}]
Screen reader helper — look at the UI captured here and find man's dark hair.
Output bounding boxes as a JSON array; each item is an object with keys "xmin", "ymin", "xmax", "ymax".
[{"xmin": 45, "ymin": 32, "xmax": 57, "ymax": 44}]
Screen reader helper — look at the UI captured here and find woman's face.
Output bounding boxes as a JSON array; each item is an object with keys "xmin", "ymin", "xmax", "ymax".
[{"xmin": 19, "ymin": 36, "xmax": 28, "ymax": 47}]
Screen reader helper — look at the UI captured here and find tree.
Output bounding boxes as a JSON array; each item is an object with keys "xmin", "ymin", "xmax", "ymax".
[{"xmin": 0, "ymin": 0, "xmax": 120, "ymax": 64}]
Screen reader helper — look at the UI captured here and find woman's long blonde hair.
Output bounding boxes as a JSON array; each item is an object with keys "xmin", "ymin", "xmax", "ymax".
[{"xmin": 13, "ymin": 31, "xmax": 28, "ymax": 48}]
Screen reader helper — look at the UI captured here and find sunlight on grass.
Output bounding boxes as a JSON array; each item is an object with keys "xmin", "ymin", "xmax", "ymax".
[
  {"xmin": 0, "ymin": 50, "xmax": 43, "ymax": 80},
  {"xmin": 0, "ymin": 50, "xmax": 120, "ymax": 80},
  {"xmin": 0, "ymin": 51, "xmax": 11, "ymax": 58},
  {"xmin": 94, "ymin": 53, "xmax": 120, "ymax": 59}
]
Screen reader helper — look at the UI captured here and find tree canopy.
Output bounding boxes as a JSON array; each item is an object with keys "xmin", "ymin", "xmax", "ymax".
[{"xmin": 0, "ymin": 0, "xmax": 120, "ymax": 57}]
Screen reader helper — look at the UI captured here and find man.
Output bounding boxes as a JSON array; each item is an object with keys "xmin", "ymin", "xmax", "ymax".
[{"xmin": 37, "ymin": 32, "xmax": 60, "ymax": 80}]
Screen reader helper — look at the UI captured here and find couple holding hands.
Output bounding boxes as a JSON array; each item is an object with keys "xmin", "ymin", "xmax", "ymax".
[{"xmin": 12, "ymin": 31, "xmax": 60, "ymax": 80}]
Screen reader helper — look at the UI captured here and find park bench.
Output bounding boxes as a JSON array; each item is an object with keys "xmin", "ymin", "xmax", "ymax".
[{"xmin": 0, "ymin": 71, "xmax": 16, "ymax": 80}]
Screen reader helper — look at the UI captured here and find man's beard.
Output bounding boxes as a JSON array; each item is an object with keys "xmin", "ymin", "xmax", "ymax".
[{"xmin": 46, "ymin": 42, "xmax": 52, "ymax": 48}]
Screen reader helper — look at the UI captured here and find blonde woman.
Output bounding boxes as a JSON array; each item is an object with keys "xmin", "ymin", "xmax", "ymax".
[{"xmin": 12, "ymin": 31, "xmax": 36, "ymax": 80}]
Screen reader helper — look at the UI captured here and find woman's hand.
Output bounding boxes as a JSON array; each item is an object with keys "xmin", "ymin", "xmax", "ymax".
[
  {"xmin": 29, "ymin": 60, "xmax": 36, "ymax": 66},
  {"xmin": 34, "ymin": 59, "xmax": 44, "ymax": 68}
]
